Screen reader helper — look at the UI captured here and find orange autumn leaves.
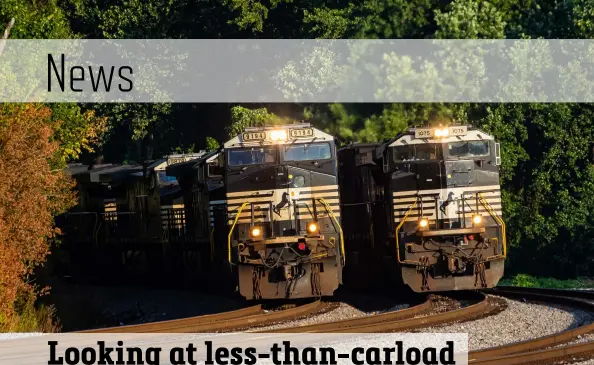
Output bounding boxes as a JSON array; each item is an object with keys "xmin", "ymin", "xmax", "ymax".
[{"xmin": 0, "ymin": 105, "xmax": 78, "ymax": 323}]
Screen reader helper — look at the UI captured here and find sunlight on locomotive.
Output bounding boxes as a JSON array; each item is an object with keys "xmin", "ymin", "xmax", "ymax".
[
  {"xmin": 434, "ymin": 128, "xmax": 449, "ymax": 138},
  {"xmin": 270, "ymin": 130, "xmax": 287, "ymax": 141}
]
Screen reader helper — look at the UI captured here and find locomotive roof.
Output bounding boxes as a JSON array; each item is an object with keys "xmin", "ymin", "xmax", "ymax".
[
  {"xmin": 65, "ymin": 163, "xmax": 90, "ymax": 176},
  {"xmin": 146, "ymin": 152, "xmax": 207, "ymax": 172},
  {"xmin": 165, "ymin": 151, "xmax": 220, "ymax": 177},
  {"xmin": 223, "ymin": 123, "xmax": 334, "ymax": 148},
  {"xmin": 387, "ymin": 126, "xmax": 494, "ymax": 147},
  {"xmin": 97, "ymin": 165, "xmax": 143, "ymax": 183},
  {"xmin": 72, "ymin": 164, "xmax": 127, "ymax": 183}
]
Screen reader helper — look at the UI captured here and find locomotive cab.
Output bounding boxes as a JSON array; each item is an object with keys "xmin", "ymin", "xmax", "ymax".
[
  {"xmin": 383, "ymin": 125, "xmax": 505, "ymax": 291},
  {"xmin": 224, "ymin": 123, "xmax": 344, "ymax": 300}
]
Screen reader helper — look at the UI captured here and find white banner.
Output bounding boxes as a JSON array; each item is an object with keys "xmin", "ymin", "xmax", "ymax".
[{"xmin": 0, "ymin": 39, "xmax": 593, "ymax": 102}]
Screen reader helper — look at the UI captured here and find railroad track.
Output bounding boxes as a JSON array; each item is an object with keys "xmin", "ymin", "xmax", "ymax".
[
  {"xmin": 468, "ymin": 286, "xmax": 594, "ymax": 364},
  {"xmin": 496, "ymin": 285, "xmax": 594, "ymax": 301},
  {"xmin": 258, "ymin": 292, "xmax": 499, "ymax": 333},
  {"xmin": 81, "ymin": 300, "xmax": 323, "ymax": 333},
  {"xmin": 257, "ymin": 287, "xmax": 594, "ymax": 364},
  {"xmin": 80, "ymin": 286, "xmax": 594, "ymax": 364}
]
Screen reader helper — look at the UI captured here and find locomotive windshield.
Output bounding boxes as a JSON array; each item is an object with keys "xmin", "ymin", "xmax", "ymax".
[
  {"xmin": 284, "ymin": 142, "xmax": 332, "ymax": 161},
  {"xmin": 393, "ymin": 143, "xmax": 440, "ymax": 162},
  {"xmin": 157, "ymin": 171, "xmax": 178, "ymax": 185},
  {"xmin": 228, "ymin": 147, "xmax": 276, "ymax": 166},
  {"xmin": 447, "ymin": 140, "xmax": 489, "ymax": 158}
]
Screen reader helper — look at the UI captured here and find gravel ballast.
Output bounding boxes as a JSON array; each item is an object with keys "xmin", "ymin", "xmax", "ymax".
[
  {"xmin": 562, "ymin": 357, "xmax": 594, "ymax": 365},
  {"xmin": 252, "ymin": 302, "xmax": 410, "ymax": 331},
  {"xmin": 420, "ymin": 295, "xmax": 594, "ymax": 351}
]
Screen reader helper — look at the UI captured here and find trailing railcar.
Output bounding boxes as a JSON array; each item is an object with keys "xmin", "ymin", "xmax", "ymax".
[
  {"xmin": 59, "ymin": 154, "xmax": 205, "ymax": 280},
  {"xmin": 339, "ymin": 125, "xmax": 505, "ymax": 292},
  {"xmin": 224, "ymin": 123, "xmax": 344, "ymax": 300},
  {"xmin": 166, "ymin": 151, "xmax": 228, "ymax": 273}
]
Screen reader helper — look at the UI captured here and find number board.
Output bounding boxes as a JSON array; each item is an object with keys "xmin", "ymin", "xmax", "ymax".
[
  {"xmin": 242, "ymin": 132, "xmax": 266, "ymax": 142},
  {"xmin": 289, "ymin": 128, "xmax": 314, "ymax": 139},
  {"xmin": 414, "ymin": 128, "xmax": 433, "ymax": 139},
  {"xmin": 449, "ymin": 126, "xmax": 467, "ymax": 136},
  {"xmin": 168, "ymin": 157, "xmax": 186, "ymax": 165}
]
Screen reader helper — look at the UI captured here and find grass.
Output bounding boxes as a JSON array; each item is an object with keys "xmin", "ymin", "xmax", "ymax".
[
  {"xmin": 499, "ymin": 273, "xmax": 594, "ymax": 289},
  {"xmin": 0, "ymin": 294, "xmax": 61, "ymax": 333}
]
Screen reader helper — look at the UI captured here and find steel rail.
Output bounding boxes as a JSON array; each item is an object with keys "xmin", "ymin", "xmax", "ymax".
[
  {"xmin": 472, "ymin": 340, "xmax": 594, "ymax": 365},
  {"xmin": 263, "ymin": 293, "xmax": 493, "ymax": 334},
  {"xmin": 79, "ymin": 304, "xmax": 263, "ymax": 333},
  {"xmin": 496, "ymin": 285, "xmax": 594, "ymax": 300},
  {"xmin": 328, "ymin": 293, "xmax": 491, "ymax": 333},
  {"xmin": 259, "ymin": 298, "xmax": 433, "ymax": 333},
  {"xmin": 83, "ymin": 301, "xmax": 322, "ymax": 333},
  {"xmin": 470, "ymin": 287, "xmax": 594, "ymax": 364}
]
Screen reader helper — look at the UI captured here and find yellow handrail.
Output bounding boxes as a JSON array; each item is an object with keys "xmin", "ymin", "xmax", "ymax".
[
  {"xmin": 317, "ymin": 197, "xmax": 345, "ymax": 266},
  {"xmin": 395, "ymin": 199, "xmax": 418, "ymax": 264},
  {"xmin": 228, "ymin": 202, "xmax": 249, "ymax": 265},
  {"xmin": 478, "ymin": 193, "xmax": 507, "ymax": 258}
]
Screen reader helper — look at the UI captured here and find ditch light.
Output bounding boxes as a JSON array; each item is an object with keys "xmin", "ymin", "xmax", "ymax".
[
  {"xmin": 250, "ymin": 226, "xmax": 262, "ymax": 238},
  {"xmin": 307, "ymin": 222, "xmax": 319, "ymax": 234}
]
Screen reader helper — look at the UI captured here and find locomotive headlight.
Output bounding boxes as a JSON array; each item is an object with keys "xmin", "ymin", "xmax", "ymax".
[
  {"xmin": 418, "ymin": 218, "xmax": 429, "ymax": 229},
  {"xmin": 472, "ymin": 215, "xmax": 483, "ymax": 225},
  {"xmin": 434, "ymin": 128, "xmax": 450, "ymax": 138},
  {"xmin": 270, "ymin": 130, "xmax": 287, "ymax": 141},
  {"xmin": 250, "ymin": 226, "xmax": 263, "ymax": 238},
  {"xmin": 307, "ymin": 222, "xmax": 319, "ymax": 234}
]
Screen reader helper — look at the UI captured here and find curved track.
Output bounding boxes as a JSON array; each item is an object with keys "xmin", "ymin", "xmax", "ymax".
[
  {"xmin": 469, "ymin": 286, "xmax": 594, "ymax": 364},
  {"xmin": 260, "ymin": 292, "xmax": 496, "ymax": 333},
  {"xmin": 80, "ymin": 286, "xmax": 594, "ymax": 363},
  {"xmin": 81, "ymin": 300, "xmax": 323, "ymax": 333}
]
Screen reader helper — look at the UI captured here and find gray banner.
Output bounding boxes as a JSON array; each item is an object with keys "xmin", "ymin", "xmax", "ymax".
[{"xmin": 1, "ymin": 40, "xmax": 593, "ymax": 102}]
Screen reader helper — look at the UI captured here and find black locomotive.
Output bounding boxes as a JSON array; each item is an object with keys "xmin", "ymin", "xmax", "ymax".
[
  {"xmin": 222, "ymin": 123, "xmax": 344, "ymax": 299},
  {"xmin": 339, "ymin": 125, "xmax": 505, "ymax": 292}
]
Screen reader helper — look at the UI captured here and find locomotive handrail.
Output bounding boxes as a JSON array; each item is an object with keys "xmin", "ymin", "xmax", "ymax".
[
  {"xmin": 395, "ymin": 198, "xmax": 419, "ymax": 265},
  {"xmin": 478, "ymin": 192, "xmax": 507, "ymax": 259},
  {"xmin": 317, "ymin": 197, "xmax": 345, "ymax": 266},
  {"xmin": 228, "ymin": 201, "xmax": 250, "ymax": 265}
]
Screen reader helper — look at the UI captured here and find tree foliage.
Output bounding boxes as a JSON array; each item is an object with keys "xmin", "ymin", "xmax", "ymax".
[
  {"xmin": 205, "ymin": 136, "xmax": 220, "ymax": 152},
  {"xmin": 227, "ymin": 105, "xmax": 297, "ymax": 138},
  {"xmin": 0, "ymin": 105, "xmax": 77, "ymax": 325}
]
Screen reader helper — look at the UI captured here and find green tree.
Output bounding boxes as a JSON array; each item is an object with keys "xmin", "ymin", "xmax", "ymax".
[
  {"xmin": 434, "ymin": 0, "xmax": 507, "ymax": 39},
  {"xmin": 206, "ymin": 136, "xmax": 220, "ymax": 151},
  {"xmin": 226, "ymin": 105, "xmax": 296, "ymax": 138}
]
